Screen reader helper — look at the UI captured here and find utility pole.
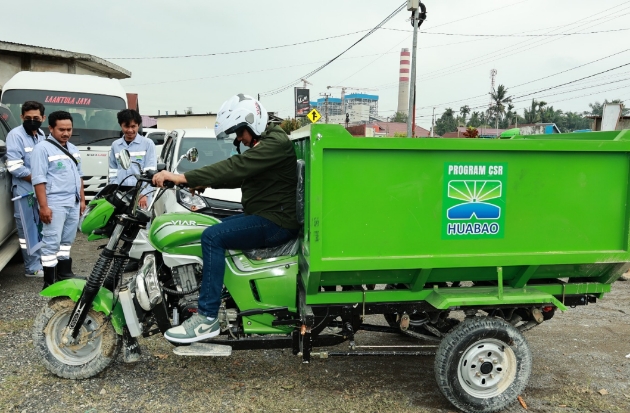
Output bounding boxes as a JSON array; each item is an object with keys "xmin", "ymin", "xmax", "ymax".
[
  {"xmin": 406, "ymin": 1, "xmax": 426, "ymax": 137},
  {"xmin": 320, "ymin": 93, "xmax": 331, "ymax": 124},
  {"xmin": 431, "ymin": 107, "xmax": 435, "ymax": 137},
  {"xmin": 406, "ymin": 6, "xmax": 420, "ymax": 138}
]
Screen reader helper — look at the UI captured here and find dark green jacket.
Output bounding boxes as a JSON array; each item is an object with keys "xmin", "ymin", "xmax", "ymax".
[{"xmin": 184, "ymin": 125, "xmax": 299, "ymax": 229}]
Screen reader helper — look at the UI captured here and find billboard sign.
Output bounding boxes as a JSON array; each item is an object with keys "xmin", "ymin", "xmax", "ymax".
[{"xmin": 295, "ymin": 88, "xmax": 310, "ymax": 118}]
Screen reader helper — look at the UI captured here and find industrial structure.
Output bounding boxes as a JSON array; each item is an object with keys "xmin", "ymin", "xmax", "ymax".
[
  {"xmin": 396, "ymin": 48, "xmax": 410, "ymax": 115},
  {"xmin": 311, "ymin": 93, "xmax": 380, "ymax": 125}
]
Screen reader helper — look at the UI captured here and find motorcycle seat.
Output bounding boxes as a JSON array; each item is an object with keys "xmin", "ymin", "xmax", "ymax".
[{"xmin": 242, "ymin": 237, "xmax": 299, "ymax": 261}]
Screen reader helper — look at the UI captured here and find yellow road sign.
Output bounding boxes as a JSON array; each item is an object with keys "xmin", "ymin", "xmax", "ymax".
[{"xmin": 307, "ymin": 109, "xmax": 321, "ymax": 123}]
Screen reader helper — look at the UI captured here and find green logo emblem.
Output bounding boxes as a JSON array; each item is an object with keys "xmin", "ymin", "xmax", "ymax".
[
  {"xmin": 443, "ymin": 163, "xmax": 507, "ymax": 239},
  {"xmin": 56, "ymin": 161, "xmax": 65, "ymax": 170}
]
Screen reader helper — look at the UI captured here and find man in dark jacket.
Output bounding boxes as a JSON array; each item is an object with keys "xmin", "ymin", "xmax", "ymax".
[{"xmin": 152, "ymin": 94, "xmax": 299, "ymax": 343}]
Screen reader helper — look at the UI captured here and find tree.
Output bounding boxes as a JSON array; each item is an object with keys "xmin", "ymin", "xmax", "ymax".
[
  {"xmin": 435, "ymin": 108, "xmax": 458, "ymax": 136},
  {"xmin": 392, "ymin": 111, "xmax": 408, "ymax": 123},
  {"xmin": 488, "ymin": 84, "xmax": 512, "ymax": 127},
  {"xmin": 468, "ymin": 111, "xmax": 482, "ymax": 128},
  {"xmin": 279, "ymin": 118, "xmax": 302, "ymax": 134},
  {"xmin": 459, "ymin": 105, "xmax": 470, "ymax": 125},
  {"xmin": 523, "ymin": 99, "xmax": 539, "ymax": 123},
  {"xmin": 584, "ymin": 99, "xmax": 628, "ymax": 116}
]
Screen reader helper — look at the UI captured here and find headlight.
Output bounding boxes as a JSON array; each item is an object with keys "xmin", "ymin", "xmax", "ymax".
[{"xmin": 176, "ymin": 188, "xmax": 207, "ymax": 212}]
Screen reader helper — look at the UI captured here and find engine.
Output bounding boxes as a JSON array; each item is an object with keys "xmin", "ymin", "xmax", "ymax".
[{"xmin": 169, "ymin": 264, "xmax": 237, "ymax": 328}]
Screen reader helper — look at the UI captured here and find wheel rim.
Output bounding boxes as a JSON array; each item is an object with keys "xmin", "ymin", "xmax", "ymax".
[
  {"xmin": 45, "ymin": 308, "xmax": 103, "ymax": 366},
  {"xmin": 457, "ymin": 338, "xmax": 517, "ymax": 399}
]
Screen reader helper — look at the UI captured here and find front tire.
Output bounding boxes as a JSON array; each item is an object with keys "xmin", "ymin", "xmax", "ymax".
[
  {"xmin": 32, "ymin": 297, "xmax": 121, "ymax": 379},
  {"xmin": 434, "ymin": 317, "xmax": 532, "ymax": 413}
]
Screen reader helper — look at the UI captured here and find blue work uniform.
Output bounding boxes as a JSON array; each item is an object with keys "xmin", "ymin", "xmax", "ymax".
[
  {"xmin": 108, "ymin": 134, "xmax": 157, "ymax": 198},
  {"xmin": 6, "ymin": 125, "xmax": 45, "ymax": 274},
  {"xmin": 31, "ymin": 137, "xmax": 83, "ymax": 268}
]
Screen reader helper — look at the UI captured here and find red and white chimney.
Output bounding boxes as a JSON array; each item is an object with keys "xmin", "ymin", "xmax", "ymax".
[{"xmin": 397, "ymin": 48, "xmax": 410, "ymax": 115}]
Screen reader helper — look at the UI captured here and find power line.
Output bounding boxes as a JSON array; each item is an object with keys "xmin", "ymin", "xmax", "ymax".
[
  {"xmin": 106, "ymin": 29, "xmax": 370, "ymax": 60},
  {"xmin": 260, "ymin": 2, "xmax": 407, "ymax": 97},
  {"xmin": 512, "ymin": 63, "xmax": 630, "ymax": 100},
  {"xmin": 381, "ymin": 27, "xmax": 630, "ymax": 37},
  {"xmin": 374, "ymin": 2, "xmax": 630, "ymax": 90}
]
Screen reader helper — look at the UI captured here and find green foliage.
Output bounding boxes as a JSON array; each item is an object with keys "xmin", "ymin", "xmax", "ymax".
[
  {"xmin": 435, "ymin": 108, "xmax": 458, "ymax": 136},
  {"xmin": 392, "ymin": 111, "xmax": 408, "ymax": 123},
  {"xmin": 279, "ymin": 118, "xmax": 302, "ymax": 134},
  {"xmin": 488, "ymin": 84, "xmax": 513, "ymax": 126},
  {"xmin": 584, "ymin": 99, "xmax": 628, "ymax": 116},
  {"xmin": 467, "ymin": 111, "xmax": 482, "ymax": 128},
  {"xmin": 393, "ymin": 131, "xmax": 407, "ymax": 137}
]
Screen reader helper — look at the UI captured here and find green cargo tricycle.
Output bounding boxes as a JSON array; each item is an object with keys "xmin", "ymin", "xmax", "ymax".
[{"xmin": 33, "ymin": 125, "xmax": 630, "ymax": 413}]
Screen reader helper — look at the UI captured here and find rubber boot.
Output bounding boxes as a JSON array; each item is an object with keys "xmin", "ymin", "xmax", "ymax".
[
  {"xmin": 42, "ymin": 266, "xmax": 57, "ymax": 290},
  {"xmin": 57, "ymin": 258, "xmax": 83, "ymax": 281}
]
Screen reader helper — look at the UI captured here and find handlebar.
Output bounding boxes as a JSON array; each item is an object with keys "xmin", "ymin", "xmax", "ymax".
[{"xmin": 135, "ymin": 171, "xmax": 186, "ymax": 189}]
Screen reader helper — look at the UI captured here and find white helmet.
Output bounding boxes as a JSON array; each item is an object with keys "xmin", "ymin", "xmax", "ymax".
[
  {"xmin": 214, "ymin": 94, "xmax": 268, "ymax": 138},
  {"xmin": 214, "ymin": 95, "xmax": 239, "ymax": 139}
]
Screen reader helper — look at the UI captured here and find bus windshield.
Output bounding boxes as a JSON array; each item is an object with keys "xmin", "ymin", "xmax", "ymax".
[{"xmin": 1, "ymin": 89, "xmax": 126, "ymax": 146}]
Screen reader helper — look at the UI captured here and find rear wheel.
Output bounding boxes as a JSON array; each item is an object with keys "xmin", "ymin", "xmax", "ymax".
[
  {"xmin": 434, "ymin": 317, "xmax": 532, "ymax": 413},
  {"xmin": 32, "ymin": 297, "xmax": 121, "ymax": 379}
]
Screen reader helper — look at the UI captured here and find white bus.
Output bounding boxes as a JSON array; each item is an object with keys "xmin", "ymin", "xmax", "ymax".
[{"xmin": 1, "ymin": 71, "xmax": 128, "ymax": 199}]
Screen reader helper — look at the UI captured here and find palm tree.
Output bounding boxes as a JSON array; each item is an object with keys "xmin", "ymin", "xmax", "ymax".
[
  {"xmin": 489, "ymin": 84, "xmax": 512, "ymax": 127},
  {"xmin": 523, "ymin": 99, "xmax": 539, "ymax": 123},
  {"xmin": 459, "ymin": 105, "xmax": 470, "ymax": 125}
]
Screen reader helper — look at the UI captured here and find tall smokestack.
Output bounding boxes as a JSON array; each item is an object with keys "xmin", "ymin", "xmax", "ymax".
[{"xmin": 397, "ymin": 48, "xmax": 410, "ymax": 116}]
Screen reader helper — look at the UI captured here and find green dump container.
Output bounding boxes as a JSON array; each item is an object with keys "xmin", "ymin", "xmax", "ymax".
[{"xmin": 293, "ymin": 125, "xmax": 630, "ymax": 308}]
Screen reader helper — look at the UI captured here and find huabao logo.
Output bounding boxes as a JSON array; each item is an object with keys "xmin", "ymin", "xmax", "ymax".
[{"xmin": 443, "ymin": 163, "xmax": 506, "ymax": 239}]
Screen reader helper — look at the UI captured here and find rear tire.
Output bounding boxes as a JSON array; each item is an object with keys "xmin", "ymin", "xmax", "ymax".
[
  {"xmin": 434, "ymin": 317, "xmax": 531, "ymax": 413},
  {"xmin": 32, "ymin": 297, "xmax": 121, "ymax": 379}
]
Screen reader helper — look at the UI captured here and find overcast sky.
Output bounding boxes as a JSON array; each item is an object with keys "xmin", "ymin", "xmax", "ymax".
[{"xmin": 2, "ymin": 0, "xmax": 629, "ymax": 128}]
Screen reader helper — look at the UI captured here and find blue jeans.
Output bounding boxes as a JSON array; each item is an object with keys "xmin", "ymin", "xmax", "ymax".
[
  {"xmin": 197, "ymin": 214, "xmax": 298, "ymax": 318},
  {"xmin": 40, "ymin": 204, "xmax": 80, "ymax": 268}
]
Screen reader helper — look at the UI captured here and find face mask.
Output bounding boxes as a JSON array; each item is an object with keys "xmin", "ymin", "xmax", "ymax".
[{"xmin": 23, "ymin": 119, "xmax": 42, "ymax": 133}]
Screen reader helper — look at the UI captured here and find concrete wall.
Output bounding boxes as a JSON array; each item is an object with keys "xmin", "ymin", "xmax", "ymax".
[
  {"xmin": 0, "ymin": 54, "xmax": 113, "ymax": 90},
  {"xmin": 157, "ymin": 115, "xmax": 217, "ymax": 131}
]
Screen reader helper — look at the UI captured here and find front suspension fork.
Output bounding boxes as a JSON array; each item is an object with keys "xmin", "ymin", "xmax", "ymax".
[{"xmin": 65, "ymin": 223, "xmax": 125, "ymax": 340}]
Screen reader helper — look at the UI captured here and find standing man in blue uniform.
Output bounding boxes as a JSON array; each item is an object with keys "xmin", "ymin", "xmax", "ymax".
[
  {"xmin": 5, "ymin": 101, "xmax": 46, "ymax": 278},
  {"xmin": 108, "ymin": 109, "xmax": 156, "ymax": 272},
  {"xmin": 31, "ymin": 111, "xmax": 85, "ymax": 289}
]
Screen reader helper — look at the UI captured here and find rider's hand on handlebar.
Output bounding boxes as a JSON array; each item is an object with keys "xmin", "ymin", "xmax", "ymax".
[{"xmin": 152, "ymin": 171, "xmax": 188, "ymax": 188}]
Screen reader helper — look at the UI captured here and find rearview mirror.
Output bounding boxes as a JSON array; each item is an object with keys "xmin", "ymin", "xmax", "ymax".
[
  {"xmin": 185, "ymin": 147, "xmax": 198, "ymax": 163},
  {"xmin": 118, "ymin": 149, "xmax": 131, "ymax": 170}
]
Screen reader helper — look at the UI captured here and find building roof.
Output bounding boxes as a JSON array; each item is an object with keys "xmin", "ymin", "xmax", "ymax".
[
  {"xmin": 0, "ymin": 41, "xmax": 130, "ymax": 79},
  {"xmin": 345, "ymin": 93, "xmax": 378, "ymax": 100}
]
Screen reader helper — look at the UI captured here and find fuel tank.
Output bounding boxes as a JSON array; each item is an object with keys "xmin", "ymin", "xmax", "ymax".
[{"xmin": 148, "ymin": 212, "xmax": 220, "ymax": 256}]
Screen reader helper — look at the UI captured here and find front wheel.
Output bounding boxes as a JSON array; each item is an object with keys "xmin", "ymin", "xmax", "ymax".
[
  {"xmin": 434, "ymin": 317, "xmax": 532, "ymax": 413},
  {"xmin": 32, "ymin": 297, "xmax": 121, "ymax": 379}
]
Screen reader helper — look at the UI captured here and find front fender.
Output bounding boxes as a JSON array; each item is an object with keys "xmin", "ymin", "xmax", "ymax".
[{"xmin": 40, "ymin": 279, "xmax": 126, "ymax": 335}]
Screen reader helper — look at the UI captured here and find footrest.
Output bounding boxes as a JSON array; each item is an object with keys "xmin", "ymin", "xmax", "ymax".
[{"xmin": 173, "ymin": 343, "xmax": 232, "ymax": 357}]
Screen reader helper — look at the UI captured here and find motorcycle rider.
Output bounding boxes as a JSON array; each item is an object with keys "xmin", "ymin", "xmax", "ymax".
[
  {"xmin": 5, "ymin": 101, "xmax": 46, "ymax": 278},
  {"xmin": 31, "ymin": 111, "xmax": 86, "ymax": 289},
  {"xmin": 152, "ymin": 94, "xmax": 299, "ymax": 343}
]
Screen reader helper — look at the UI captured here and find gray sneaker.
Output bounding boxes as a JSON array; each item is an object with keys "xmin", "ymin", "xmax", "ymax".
[{"xmin": 164, "ymin": 313, "xmax": 220, "ymax": 343}]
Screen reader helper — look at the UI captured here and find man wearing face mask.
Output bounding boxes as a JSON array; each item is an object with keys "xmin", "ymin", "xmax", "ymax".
[{"xmin": 5, "ymin": 101, "xmax": 46, "ymax": 278}]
